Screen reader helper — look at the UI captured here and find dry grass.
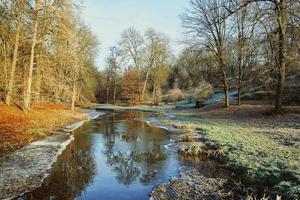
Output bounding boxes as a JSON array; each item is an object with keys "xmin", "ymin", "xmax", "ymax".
[
  {"xmin": 177, "ymin": 134, "xmax": 194, "ymax": 142},
  {"xmin": 179, "ymin": 141, "xmax": 202, "ymax": 156},
  {"xmin": 164, "ymin": 89, "xmax": 185, "ymax": 102},
  {"xmin": 0, "ymin": 103, "xmax": 87, "ymax": 155},
  {"xmin": 193, "ymin": 81, "xmax": 213, "ymax": 99}
]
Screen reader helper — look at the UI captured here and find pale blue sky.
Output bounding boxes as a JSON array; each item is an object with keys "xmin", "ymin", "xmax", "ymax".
[{"xmin": 81, "ymin": 0, "xmax": 189, "ymax": 69}]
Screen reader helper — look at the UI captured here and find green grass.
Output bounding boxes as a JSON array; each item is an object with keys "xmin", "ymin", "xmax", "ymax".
[{"xmin": 164, "ymin": 116, "xmax": 300, "ymax": 199}]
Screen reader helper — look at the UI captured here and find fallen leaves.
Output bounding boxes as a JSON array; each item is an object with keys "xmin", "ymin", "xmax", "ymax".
[{"xmin": 0, "ymin": 103, "xmax": 86, "ymax": 155}]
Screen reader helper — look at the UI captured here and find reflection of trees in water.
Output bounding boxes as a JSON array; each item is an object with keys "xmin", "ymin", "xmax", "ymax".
[
  {"xmin": 20, "ymin": 111, "xmax": 170, "ymax": 199},
  {"xmin": 101, "ymin": 112, "xmax": 169, "ymax": 186},
  {"xmin": 111, "ymin": 152, "xmax": 141, "ymax": 185},
  {"xmin": 22, "ymin": 133, "xmax": 96, "ymax": 200},
  {"xmin": 139, "ymin": 169, "xmax": 158, "ymax": 185},
  {"xmin": 108, "ymin": 142, "xmax": 167, "ymax": 185},
  {"xmin": 103, "ymin": 114, "xmax": 117, "ymax": 165}
]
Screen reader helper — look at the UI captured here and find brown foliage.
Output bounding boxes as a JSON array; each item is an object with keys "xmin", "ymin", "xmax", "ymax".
[
  {"xmin": 0, "ymin": 103, "xmax": 86, "ymax": 155},
  {"xmin": 32, "ymin": 102, "xmax": 66, "ymax": 110},
  {"xmin": 121, "ymin": 68, "xmax": 140, "ymax": 105}
]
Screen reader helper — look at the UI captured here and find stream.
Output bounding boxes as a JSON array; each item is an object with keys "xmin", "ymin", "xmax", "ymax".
[{"xmin": 16, "ymin": 111, "xmax": 224, "ymax": 200}]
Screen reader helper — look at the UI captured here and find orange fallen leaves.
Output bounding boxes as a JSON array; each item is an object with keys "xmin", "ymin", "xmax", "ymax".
[{"xmin": 0, "ymin": 103, "xmax": 87, "ymax": 155}]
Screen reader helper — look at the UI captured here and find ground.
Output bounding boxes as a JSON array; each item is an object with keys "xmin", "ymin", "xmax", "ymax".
[
  {"xmin": 0, "ymin": 103, "xmax": 87, "ymax": 155},
  {"xmin": 164, "ymin": 103, "xmax": 300, "ymax": 199},
  {"xmin": 1, "ymin": 100, "xmax": 299, "ymax": 198}
]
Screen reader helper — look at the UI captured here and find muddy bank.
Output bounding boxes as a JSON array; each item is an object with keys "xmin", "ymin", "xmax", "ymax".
[{"xmin": 0, "ymin": 110, "xmax": 104, "ymax": 200}]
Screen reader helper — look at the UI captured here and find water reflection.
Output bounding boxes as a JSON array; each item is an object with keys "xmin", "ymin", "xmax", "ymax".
[
  {"xmin": 108, "ymin": 142, "xmax": 167, "ymax": 185},
  {"xmin": 20, "ymin": 124, "xmax": 96, "ymax": 200},
  {"xmin": 103, "ymin": 112, "xmax": 168, "ymax": 185},
  {"xmin": 19, "ymin": 111, "xmax": 181, "ymax": 200}
]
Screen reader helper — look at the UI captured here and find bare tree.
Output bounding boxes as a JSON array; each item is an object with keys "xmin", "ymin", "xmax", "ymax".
[
  {"xmin": 119, "ymin": 28, "xmax": 144, "ymax": 101},
  {"xmin": 0, "ymin": 0, "xmax": 100, "ymax": 109},
  {"xmin": 182, "ymin": 0, "xmax": 231, "ymax": 107},
  {"xmin": 232, "ymin": 3, "xmax": 257, "ymax": 105},
  {"xmin": 228, "ymin": 0, "xmax": 300, "ymax": 110},
  {"xmin": 5, "ymin": 0, "xmax": 25, "ymax": 105},
  {"xmin": 141, "ymin": 29, "xmax": 169, "ymax": 101},
  {"xmin": 24, "ymin": 0, "xmax": 41, "ymax": 111},
  {"xmin": 106, "ymin": 46, "xmax": 121, "ymax": 105}
]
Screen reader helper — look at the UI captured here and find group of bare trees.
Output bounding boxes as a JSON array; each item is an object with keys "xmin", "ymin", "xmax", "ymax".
[
  {"xmin": 182, "ymin": 0, "xmax": 300, "ymax": 110},
  {"xmin": 5, "ymin": 0, "xmax": 295, "ymax": 110},
  {"xmin": 99, "ymin": 28, "xmax": 172, "ymax": 105},
  {"xmin": 0, "ymin": 0, "xmax": 99, "ymax": 111}
]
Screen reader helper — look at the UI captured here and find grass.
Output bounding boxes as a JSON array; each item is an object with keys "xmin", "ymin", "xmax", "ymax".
[
  {"xmin": 0, "ymin": 103, "xmax": 87, "ymax": 155},
  {"xmin": 179, "ymin": 141, "xmax": 202, "ymax": 156},
  {"xmin": 163, "ymin": 109, "xmax": 300, "ymax": 199}
]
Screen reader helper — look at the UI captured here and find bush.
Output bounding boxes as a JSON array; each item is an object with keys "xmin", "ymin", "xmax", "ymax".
[
  {"xmin": 165, "ymin": 89, "xmax": 184, "ymax": 102},
  {"xmin": 179, "ymin": 141, "xmax": 202, "ymax": 156},
  {"xmin": 193, "ymin": 81, "xmax": 213, "ymax": 100},
  {"xmin": 177, "ymin": 134, "xmax": 194, "ymax": 142}
]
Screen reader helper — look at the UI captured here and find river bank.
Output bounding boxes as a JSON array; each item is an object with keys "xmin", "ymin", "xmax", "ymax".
[
  {"xmin": 0, "ymin": 103, "xmax": 88, "ymax": 155},
  {"xmin": 154, "ymin": 104, "xmax": 300, "ymax": 199},
  {"xmin": 0, "ymin": 104, "xmax": 104, "ymax": 200},
  {"xmin": 2, "ymin": 103, "xmax": 299, "ymax": 199}
]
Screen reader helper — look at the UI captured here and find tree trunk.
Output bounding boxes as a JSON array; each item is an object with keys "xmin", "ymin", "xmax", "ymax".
[
  {"xmin": 237, "ymin": 57, "xmax": 243, "ymax": 106},
  {"xmin": 3, "ymin": 43, "xmax": 9, "ymax": 90},
  {"xmin": 141, "ymin": 68, "xmax": 151, "ymax": 101},
  {"xmin": 136, "ymin": 63, "xmax": 141, "ymax": 102},
  {"xmin": 71, "ymin": 81, "xmax": 76, "ymax": 111},
  {"xmin": 113, "ymin": 80, "xmax": 117, "ymax": 105},
  {"xmin": 237, "ymin": 46, "xmax": 244, "ymax": 106},
  {"xmin": 219, "ymin": 56, "xmax": 229, "ymax": 107},
  {"xmin": 237, "ymin": 86, "xmax": 242, "ymax": 106},
  {"xmin": 106, "ymin": 86, "xmax": 109, "ymax": 104},
  {"xmin": 36, "ymin": 64, "xmax": 42, "ymax": 102},
  {"xmin": 224, "ymin": 83, "xmax": 229, "ymax": 107},
  {"xmin": 275, "ymin": 0, "xmax": 287, "ymax": 111},
  {"xmin": 5, "ymin": 10, "xmax": 23, "ymax": 105},
  {"xmin": 152, "ymin": 75, "xmax": 157, "ymax": 100},
  {"xmin": 24, "ymin": 0, "xmax": 40, "ymax": 111}
]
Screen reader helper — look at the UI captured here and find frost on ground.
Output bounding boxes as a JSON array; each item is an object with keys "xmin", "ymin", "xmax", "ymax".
[
  {"xmin": 0, "ymin": 133, "xmax": 74, "ymax": 200},
  {"xmin": 0, "ymin": 110, "xmax": 105, "ymax": 200},
  {"xmin": 161, "ymin": 104, "xmax": 300, "ymax": 199},
  {"xmin": 150, "ymin": 166, "xmax": 228, "ymax": 200}
]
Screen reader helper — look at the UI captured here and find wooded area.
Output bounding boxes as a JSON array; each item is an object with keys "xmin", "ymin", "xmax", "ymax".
[
  {"xmin": 0, "ymin": 0, "xmax": 300, "ymax": 199},
  {"xmin": 1, "ymin": 0, "xmax": 299, "ymax": 111},
  {"xmin": 97, "ymin": 0, "xmax": 300, "ymax": 111},
  {"xmin": 0, "ymin": 0, "xmax": 99, "ymax": 111}
]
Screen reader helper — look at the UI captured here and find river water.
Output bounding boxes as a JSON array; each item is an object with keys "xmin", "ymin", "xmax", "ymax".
[{"xmin": 18, "ymin": 111, "xmax": 195, "ymax": 200}]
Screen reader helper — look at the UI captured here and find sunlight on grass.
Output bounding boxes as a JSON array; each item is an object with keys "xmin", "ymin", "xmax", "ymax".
[{"xmin": 163, "ymin": 116, "xmax": 300, "ymax": 198}]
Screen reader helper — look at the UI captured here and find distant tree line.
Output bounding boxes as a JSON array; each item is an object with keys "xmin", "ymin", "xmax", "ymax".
[
  {"xmin": 96, "ymin": 0, "xmax": 300, "ymax": 110},
  {"xmin": 97, "ymin": 28, "xmax": 173, "ymax": 105},
  {"xmin": 2, "ymin": 0, "xmax": 298, "ymax": 110}
]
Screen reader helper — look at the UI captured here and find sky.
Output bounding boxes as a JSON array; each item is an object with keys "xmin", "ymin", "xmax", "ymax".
[{"xmin": 81, "ymin": 0, "xmax": 189, "ymax": 69}]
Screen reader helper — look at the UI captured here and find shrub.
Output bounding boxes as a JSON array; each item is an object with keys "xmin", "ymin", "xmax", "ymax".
[
  {"xmin": 193, "ymin": 81, "xmax": 213, "ymax": 100},
  {"xmin": 179, "ymin": 141, "xmax": 202, "ymax": 156},
  {"xmin": 177, "ymin": 134, "xmax": 194, "ymax": 142},
  {"xmin": 121, "ymin": 68, "xmax": 140, "ymax": 105},
  {"xmin": 165, "ymin": 89, "xmax": 184, "ymax": 102}
]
